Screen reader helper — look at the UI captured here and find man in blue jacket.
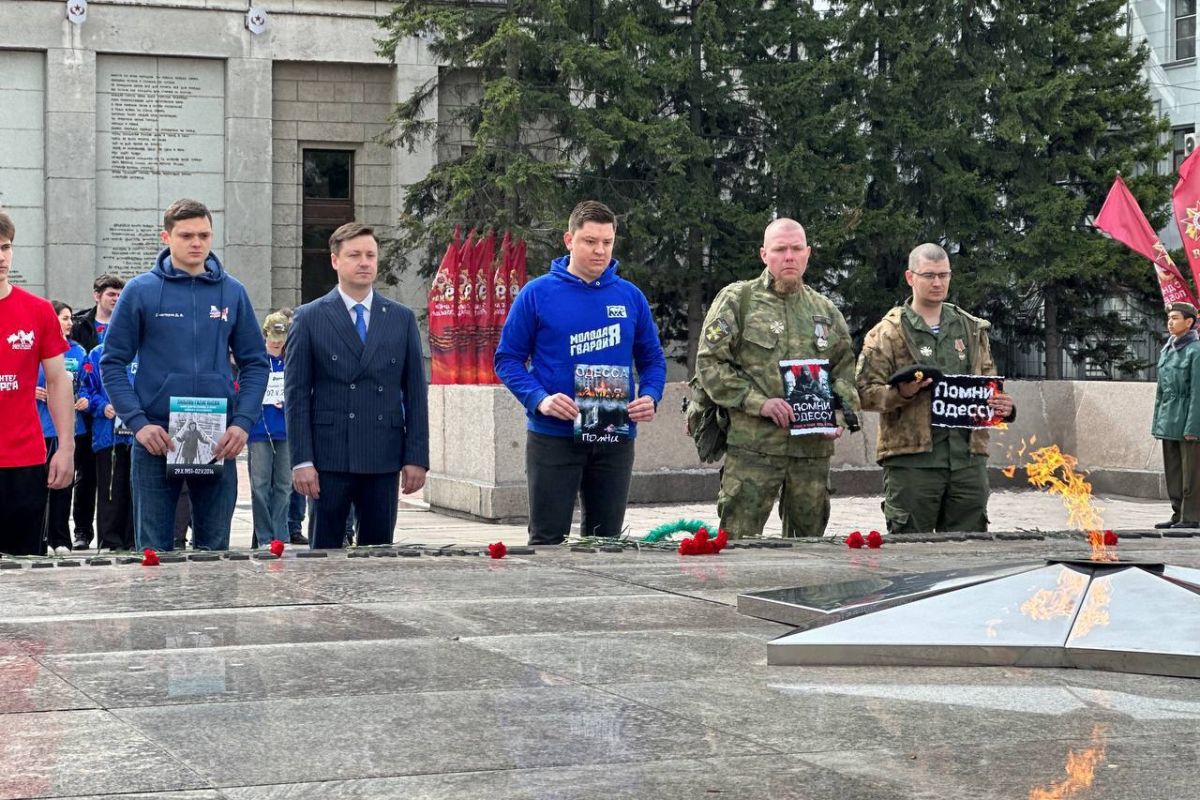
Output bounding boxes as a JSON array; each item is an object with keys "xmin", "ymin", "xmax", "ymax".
[
  {"xmin": 100, "ymin": 199, "xmax": 268, "ymax": 550},
  {"xmin": 495, "ymin": 201, "xmax": 667, "ymax": 545}
]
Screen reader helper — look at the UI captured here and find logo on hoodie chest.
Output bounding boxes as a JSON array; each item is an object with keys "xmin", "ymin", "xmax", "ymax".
[
  {"xmin": 209, "ymin": 305, "xmax": 229, "ymax": 322},
  {"xmin": 569, "ymin": 324, "xmax": 622, "ymax": 356}
]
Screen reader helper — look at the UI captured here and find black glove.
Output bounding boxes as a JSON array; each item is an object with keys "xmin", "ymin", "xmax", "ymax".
[
  {"xmin": 831, "ymin": 391, "xmax": 861, "ymax": 433},
  {"xmin": 887, "ymin": 364, "xmax": 944, "ymax": 388}
]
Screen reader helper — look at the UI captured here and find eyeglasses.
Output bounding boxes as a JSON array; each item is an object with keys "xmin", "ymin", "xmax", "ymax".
[{"xmin": 911, "ymin": 270, "xmax": 952, "ymax": 282}]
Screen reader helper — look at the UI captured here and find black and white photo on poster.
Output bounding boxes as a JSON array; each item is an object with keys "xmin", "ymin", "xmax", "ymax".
[{"xmin": 166, "ymin": 396, "xmax": 227, "ymax": 477}]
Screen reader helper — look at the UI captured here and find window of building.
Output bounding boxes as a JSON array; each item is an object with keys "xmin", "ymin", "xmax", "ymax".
[
  {"xmin": 1173, "ymin": 126, "xmax": 1196, "ymax": 174},
  {"xmin": 301, "ymin": 149, "xmax": 355, "ymax": 302},
  {"xmin": 1176, "ymin": 0, "xmax": 1196, "ymax": 61}
]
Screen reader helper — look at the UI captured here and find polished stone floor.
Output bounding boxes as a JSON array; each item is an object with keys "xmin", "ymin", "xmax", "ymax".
[{"xmin": 2, "ymin": 531, "xmax": 1199, "ymax": 799}]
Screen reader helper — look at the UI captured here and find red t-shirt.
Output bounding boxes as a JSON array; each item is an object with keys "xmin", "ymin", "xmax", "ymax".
[{"xmin": 0, "ymin": 285, "xmax": 69, "ymax": 467}]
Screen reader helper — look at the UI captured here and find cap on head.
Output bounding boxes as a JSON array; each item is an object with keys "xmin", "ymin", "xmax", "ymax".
[
  {"xmin": 1169, "ymin": 302, "xmax": 1198, "ymax": 320},
  {"xmin": 263, "ymin": 311, "xmax": 290, "ymax": 342}
]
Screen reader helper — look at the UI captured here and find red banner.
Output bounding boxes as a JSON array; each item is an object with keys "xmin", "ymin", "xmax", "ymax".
[
  {"xmin": 474, "ymin": 230, "xmax": 496, "ymax": 383},
  {"xmin": 1173, "ymin": 149, "xmax": 1200, "ymax": 297},
  {"xmin": 1096, "ymin": 176, "xmax": 1198, "ymax": 307},
  {"xmin": 454, "ymin": 230, "xmax": 478, "ymax": 384},
  {"xmin": 428, "ymin": 227, "xmax": 460, "ymax": 385}
]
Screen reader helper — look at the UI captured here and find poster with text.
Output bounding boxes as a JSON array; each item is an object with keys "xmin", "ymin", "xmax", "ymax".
[
  {"xmin": 166, "ymin": 396, "xmax": 226, "ymax": 478},
  {"xmin": 930, "ymin": 374, "xmax": 1005, "ymax": 429},
  {"xmin": 779, "ymin": 359, "xmax": 837, "ymax": 435},
  {"xmin": 574, "ymin": 364, "xmax": 630, "ymax": 444}
]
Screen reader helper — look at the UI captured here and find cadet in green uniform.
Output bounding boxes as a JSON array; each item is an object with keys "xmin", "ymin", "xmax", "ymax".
[
  {"xmin": 695, "ymin": 218, "xmax": 858, "ymax": 538},
  {"xmin": 1151, "ymin": 302, "xmax": 1200, "ymax": 529},
  {"xmin": 856, "ymin": 243, "xmax": 1015, "ymax": 533}
]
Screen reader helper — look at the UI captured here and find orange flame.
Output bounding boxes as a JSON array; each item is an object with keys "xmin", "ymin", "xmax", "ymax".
[
  {"xmin": 1020, "ymin": 569, "xmax": 1088, "ymax": 621},
  {"xmin": 1022, "ymin": 444, "xmax": 1116, "ymax": 562},
  {"xmin": 1069, "ymin": 581, "xmax": 1112, "ymax": 640},
  {"xmin": 1002, "ymin": 465, "xmax": 1017, "ymax": 479},
  {"xmin": 1028, "ymin": 725, "xmax": 1106, "ymax": 800}
]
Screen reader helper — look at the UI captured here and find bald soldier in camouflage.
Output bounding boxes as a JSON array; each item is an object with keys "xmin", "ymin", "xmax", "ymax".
[
  {"xmin": 856, "ymin": 243, "xmax": 1015, "ymax": 533},
  {"xmin": 695, "ymin": 219, "xmax": 859, "ymax": 538}
]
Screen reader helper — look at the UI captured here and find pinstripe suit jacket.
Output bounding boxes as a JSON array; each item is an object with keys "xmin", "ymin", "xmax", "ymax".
[{"xmin": 285, "ymin": 288, "xmax": 429, "ymax": 474}]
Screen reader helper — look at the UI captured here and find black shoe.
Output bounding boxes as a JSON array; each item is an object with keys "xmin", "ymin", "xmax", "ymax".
[
  {"xmin": 72, "ymin": 538, "xmax": 91, "ymax": 550},
  {"xmin": 1154, "ymin": 520, "xmax": 1177, "ymax": 529},
  {"xmin": 1171, "ymin": 521, "xmax": 1200, "ymax": 529},
  {"xmin": 290, "ymin": 532, "xmax": 308, "ymax": 545}
]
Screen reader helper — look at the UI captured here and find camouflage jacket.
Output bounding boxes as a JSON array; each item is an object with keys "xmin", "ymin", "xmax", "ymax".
[
  {"xmin": 695, "ymin": 269, "xmax": 858, "ymax": 458},
  {"xmin": 856, "ymin": 302, "xmax": 998, "ymax": 461}
]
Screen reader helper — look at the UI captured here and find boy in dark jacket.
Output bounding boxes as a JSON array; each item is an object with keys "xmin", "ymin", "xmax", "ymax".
[{"xmin": 1152, "ymin": 301, "xmax": 1200, "ymax": 529}]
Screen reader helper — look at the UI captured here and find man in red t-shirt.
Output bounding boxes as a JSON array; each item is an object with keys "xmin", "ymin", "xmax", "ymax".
[{"xmin": 0, "ymin": 209, "xmax": 76, "ymax": 555}]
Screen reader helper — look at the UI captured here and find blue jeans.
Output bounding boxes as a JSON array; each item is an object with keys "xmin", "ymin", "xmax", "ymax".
[
  {"xmin": 248, "ymin": 439, "xmax": 291, "ymax": 545},
  {"xmin": 288, "ymin": 489, "xmax": 306, "ymax": 536},
  {"xmin": 131, "ymin": 443, "xmax": 237, "ymax": 551}
]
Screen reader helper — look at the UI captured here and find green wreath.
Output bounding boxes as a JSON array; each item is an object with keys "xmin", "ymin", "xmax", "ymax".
[{"xmin": 641, "ymin": 518, "xmax": 716, "ymax": 544}]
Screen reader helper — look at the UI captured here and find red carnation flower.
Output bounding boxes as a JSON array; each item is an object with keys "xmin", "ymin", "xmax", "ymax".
[
  {"xmin": 83, "ymin": 362, "xmax": 93, "ymax": 372},
  {"xmin": 866, "ymin": 530, "xmax": 883, "ymax": 549},
  {"xmin": 141, "ymin": 549, "xmax": 160, "ymax": 566},
  {"xmin": 1103, "ymin": 530, "xmax": 1118, "ymax": 546},
  {"xmin": 845, "ymin": 531, "xmax": 864, "ymax": 549},
  {"xmin": 712, "ymin": 529, "xmax": 729, "ymax": 553},
  {"xmin": 488, "ymin": 541, "xmax": 507, "ymax": 559},
  {"xmin": 269, "ymin": 539, "xmax": 285, "ymax": 557}
]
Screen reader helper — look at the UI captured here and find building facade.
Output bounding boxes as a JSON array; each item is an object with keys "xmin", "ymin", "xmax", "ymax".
[{"xmin": 0, "ymin": 0, "xmax": 437, "ymax": 315}]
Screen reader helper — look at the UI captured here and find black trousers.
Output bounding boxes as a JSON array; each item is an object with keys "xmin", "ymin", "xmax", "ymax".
[
  {"xmin": 43, "ymin": 437, "xmax": 74, "ymax": 550},
  {"xmin": 95, "ymin": 445, "xmax": 134, "ymax": 550},
  {"xmin": 525, "ymin": 431, "xmax": 636, "ymax": 545},
  {"xmin": 310, "ymin": 471, "xmax": 399, "ymax": 548},
  {"xmin": 1163, "ymin": 439, "xmax": 1200, "ymax": 523},
  {"xmin": 1, "ymin": 464, "xmax": 48, "ymax": 555},
  {"xmin": 73, "ymin": 430, "xmax": 96, "ymax": 542}
]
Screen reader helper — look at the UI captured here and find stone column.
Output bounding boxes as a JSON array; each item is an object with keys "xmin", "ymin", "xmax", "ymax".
[
  {"xmin": 224, "ymin": 57, "xmax": 273, "ymax": 315},
  {"xmin": 44, "ymin": 46, "xmax": 96, "ymax": 308}
]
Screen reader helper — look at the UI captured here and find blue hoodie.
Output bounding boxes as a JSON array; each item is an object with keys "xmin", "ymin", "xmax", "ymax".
[
  {"xmin": 99, "ymin": 248, "xmax": 269, "ymax": 434},
  {"xmin": 494, "ymin": 255, "xmax": 667, "ymax": 438},
  {"xmin": 37, "ymin": 340, "xmax": 87, "ymax": 438},
  {"xmin": 81, "ymin": 343, "xmax": 135, "ymax": 451}
]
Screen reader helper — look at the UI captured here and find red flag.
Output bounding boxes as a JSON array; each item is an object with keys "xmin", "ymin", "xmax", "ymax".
[
  {"xmin": 1173, "ymin": 149, "xmax": 1200, "ymax": 296},
  {"xmin": 490, "ymin": 233, "xmax": 513, "ymax": 384},
  {"xmin": 474, "ymin": 230, "xmax": 496, "ymax": 383},
  {"xmin": 454, "ymin": 229, "xmax": 478, "ymax": 384},
  {"xmin": 427, "ymin": 230, "xmax": 460, "ymax": 385},
  {"xmin": 1096, "ymin": 176, "xmax": 1197, "ymax": 307}
]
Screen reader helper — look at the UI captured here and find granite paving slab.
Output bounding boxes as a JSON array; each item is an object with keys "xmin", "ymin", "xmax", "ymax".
[
  {"xmin": 274, "ymin": 558, "xmax": 652, "ymax": 603},
  {"xmin": 0, "ymin": 566, "xmax": 328, "ymax": 617},
  {"xmin": 462, "ymin": 630, "xmax": 769, "ymax": 685},
  {"xmin": 799, "ymin": 730, "xmax": 1199, "ymax": 800},
  {"xmin": 604, "ymin": 669, "xmax": 1200, "ymax": 753},
  {"xmin": 359, "ymin": 594, "xmax": 786, "ymax": 638},
  {"xmin": 112, "ymin": 686, "xmax": 774, "ymax": 787},
  {"xmin": 0, "ymin": 604, "xmax": 421, "ymax": 656},
  {"xmin": 0, "ymin": 651, "xmax": 97, "ymax": 714},
  {"xmin": 0, "ymin": 710, "xmax": 211, "ymax": 799},
  {"xmin": 42, "ymin": 638, "xmax": 556, "ymax": 708},
  {"xmin": 218, "ymin": 754, "xmax": 895, "ymax": 800}
]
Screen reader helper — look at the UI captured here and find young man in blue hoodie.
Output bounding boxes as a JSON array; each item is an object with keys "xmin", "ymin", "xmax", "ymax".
[
  {"xmin": 100, "ymin": 199, "xmax": 269, "ymax": 551},
  {"xmin": 495, "ymin": 200, "xmax": 667, "ymax": 545}
]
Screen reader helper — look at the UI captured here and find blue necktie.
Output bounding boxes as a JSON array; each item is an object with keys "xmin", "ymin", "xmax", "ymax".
[{"xmin": 353, "ymin": 303, "xmax": 367, "ymax": 344}]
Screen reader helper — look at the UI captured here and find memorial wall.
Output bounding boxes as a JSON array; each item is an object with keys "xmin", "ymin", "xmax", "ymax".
[
  {"xmin": 0, "ymin": 51, "xmax": 46, "ymax": 293},
  {"xmin": 96, "ymin": 56, "xmax": 225, "ymax": 280}
]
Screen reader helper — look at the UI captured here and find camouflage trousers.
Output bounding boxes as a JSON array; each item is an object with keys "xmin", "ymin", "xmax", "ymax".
[
  {"xmin": 718, "ymin": 446, "xmax": 831, "ymax": 539},
  {"xmin": 881, "ymin": 462, "xmax": 989, "ymax": 533}
]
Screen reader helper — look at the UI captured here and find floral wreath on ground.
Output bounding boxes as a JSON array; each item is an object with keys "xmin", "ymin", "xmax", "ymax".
[{"xmin": 642, "ymin": 519, "xmax": 728, "ymax": 555}]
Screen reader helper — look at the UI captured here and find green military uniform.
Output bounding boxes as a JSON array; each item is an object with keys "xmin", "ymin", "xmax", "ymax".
[
  {"xmin": 1152, "ymin": 329, "xmax": 1200, "ymax": 524},
  {"xmin": 856, "ymin": 301, "xmax": 1005, "ymax": 533},
  {"xmin": 695, "ymin": 269, "xmax": 858, "ymax": 538}
]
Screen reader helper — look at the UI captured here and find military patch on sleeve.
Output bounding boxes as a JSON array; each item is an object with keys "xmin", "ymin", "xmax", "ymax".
[{"xmin": 705, "ymin": 318, "xmax": 732, "ymax": 343}]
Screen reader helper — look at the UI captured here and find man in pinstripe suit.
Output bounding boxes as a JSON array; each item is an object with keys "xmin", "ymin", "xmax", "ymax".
[{"xmin": 285, "ymin": 222, "xmax": 429, "ymax": 548}]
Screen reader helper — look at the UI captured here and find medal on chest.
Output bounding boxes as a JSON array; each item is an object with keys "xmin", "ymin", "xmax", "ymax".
[
  {"xmin": 813, "ymin": 320, "xmax": 828, "ymax": 350},
  {"xmin": 770, "ymin": 320, "xmax": 785, "ymax": 335},
  {"xmin": 920, "ymin": 345, "xmax": 933, "ymax": 358},
  {"xmin": 955, "ymin": 338, "xmax": 966, "ymax": 361}
]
